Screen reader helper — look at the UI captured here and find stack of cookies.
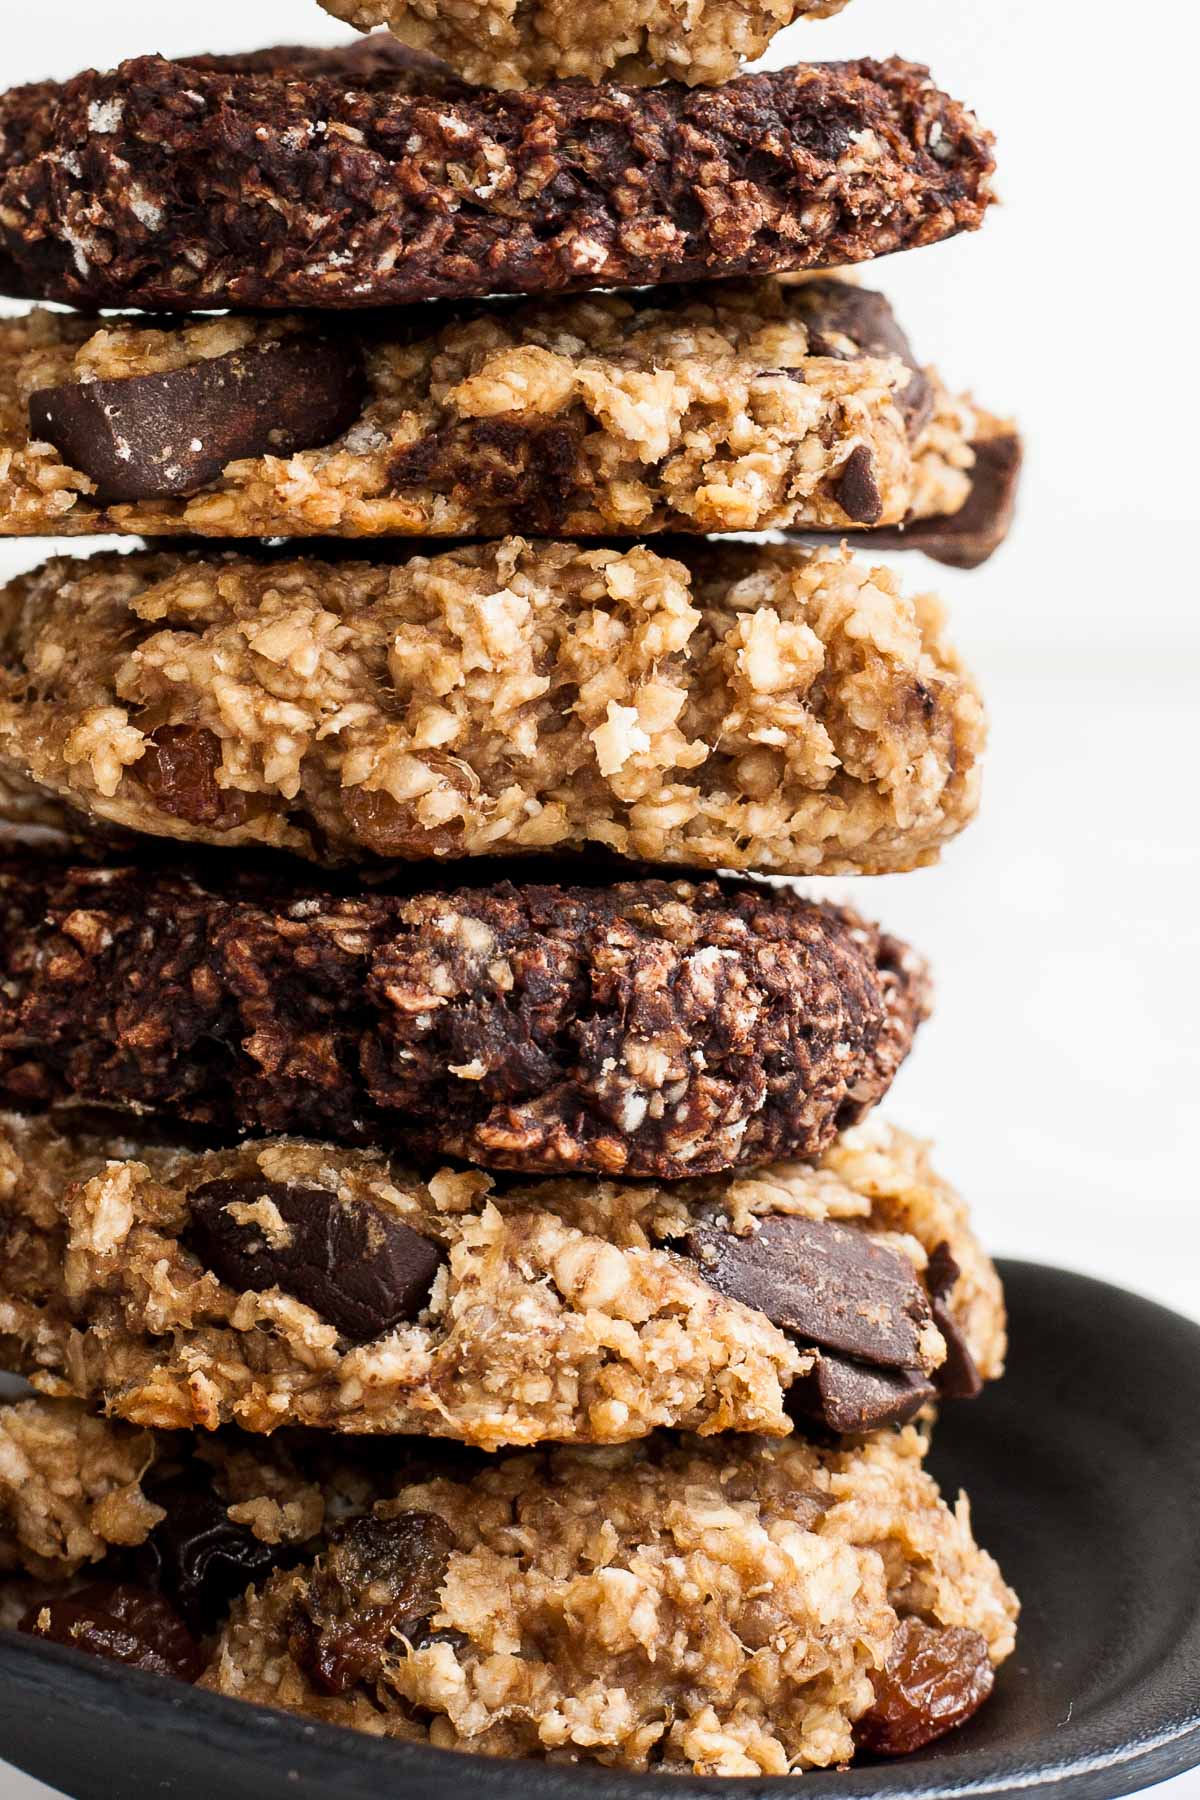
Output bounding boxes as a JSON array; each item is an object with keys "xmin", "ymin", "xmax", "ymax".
[{"xmin": 0, "ymin": 0, "xmax": 1021, "ymax": 1777}]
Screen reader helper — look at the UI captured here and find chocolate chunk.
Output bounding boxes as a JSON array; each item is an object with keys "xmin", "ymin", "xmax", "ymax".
[
  {"xmin": 926, "ymin": 1241, "xmax": 983, "ymax": 1401},
  {"xmin": 19, "ymin": 1582, "xmax": 203, "ymax": 1683},
  {"xmin": 855, "ymin": 1617, "xmax": 994, "ymax": 1754},
  {"xmin": 788, "ymin": 1353, "xmax": 936, "ymax": 1434},
  {"xmin": 800, "ymin": 280, "xmax": 932, "ymax": 436},
  {"xmin": 188, "ymin": 1178, "xmax": 443, "ymax": 1343},
  {"xmin": 931, "ymin": 1316, "xmax": 982, "ymax": 1399},
  {"xmin": 135, "ymin": 726, "xmax": 250, "ymax": 828},
  {"xmin": 843, "ymin": 433, "xmax": 1022, "ymax": 569},
  {"xmin": 28, "ymin": 335, "xmax": 365, "ymax": 503},
  {"xmin": 684, "ymin": 1214, "xmax": 934, "ymax": 1368},
  {"xmin": 288, "ymin": 1511, "xmax": 454, "ymax": 1695},
  {"xmin": 128, "ymin": 1470, "xmax": 284, "ymax": 1631},
  {"xmin": 389, "ymin": 417, "xmax": 585, "ymax": 530},
  {"xmin": 835, "ymin": 446, "xmax": 884, "ymax": 525},
  {"xmin": 926, "ymin": 1242, "xmax": 960, "ymax": 1304}
]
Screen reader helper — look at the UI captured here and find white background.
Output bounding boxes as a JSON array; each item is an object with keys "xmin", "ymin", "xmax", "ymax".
[{"xmin": 1, "ymin": 0, "xmax": 1198, "ymax": 1793}]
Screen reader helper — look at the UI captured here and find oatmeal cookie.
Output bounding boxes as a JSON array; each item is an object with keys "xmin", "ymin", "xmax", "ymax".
[
  {"xmin": 0, "ymin": 281, "xmax": 1014, "ymax": 544},
  {"xmin": 206, "ymin": 1426, "xmax": 1017, "ymax": 1769},
  {"xmin": 0, "ymin": 859, "xmax": 928, "ymax": 1177},
  {"xmin": 320, "ymin": 0, "xmax": 849, "ymax": 89},
  {"xmin": 0, "ymin": 1397, "xmax": 1018, "ymax": 1770},
  {"xmin": 0, "ymin": 42, "xmax": 996, "ymax": 312},
  {"xmin": 0, "ymin": 539, "xmax": 985, "ymax": 875},
  {"xmin": 0, "ymin": 1110, "xmax": 1002, "ymax": 1442}
]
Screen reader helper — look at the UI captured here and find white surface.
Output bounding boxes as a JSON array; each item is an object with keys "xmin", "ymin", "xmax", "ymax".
[{"xmin": 0, "ymin": 0, "xmax": 1197, "ymax": 1794}]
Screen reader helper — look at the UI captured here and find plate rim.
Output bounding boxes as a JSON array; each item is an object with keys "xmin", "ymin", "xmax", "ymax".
[{"xmin": 0, "ymin": 1630, "xmax": 1198, "ymax": 1800}]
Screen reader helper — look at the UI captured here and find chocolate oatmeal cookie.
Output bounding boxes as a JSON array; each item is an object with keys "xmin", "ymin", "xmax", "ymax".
[
  {"xmin": 320, "ymin": 0, "xmax": 849, "ymax": 89},
  {"xmin": 0, "ymin": 860, "xmax": 928, "ymax": 1177},
  {"xmin": 0, "ymin": 279, "xmax": 1015, "ymax": 545},
  {"xmin": 0, "ymin": 539, "xmax": 985, "ymax": 875},
  {"xmin": 0, "ymin": 1397, "xmax": 1017, "ymax": 1770},
  {"xmin": 0, "ymin": 1109, "xmax": 1001, "ymax": 1443},
  {"xmin": 0, "ymin": 42, "xmax": 996, "ymax": 311}
]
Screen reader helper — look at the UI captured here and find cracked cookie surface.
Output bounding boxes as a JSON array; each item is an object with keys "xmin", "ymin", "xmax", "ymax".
[
  {"xmin": 0, "ymin": 43, "xmax": 995, "ymax": 312},
  {"xmin": 0, "ymin": 280, "xmax": 1009, "ymax": 542},
  {"xmin": 0, "ymin": 538, "xmax": 985, "ymax": 876},
  {"xmin": 0, "ymin": 861, "xmax": 928, "ymax": 1177},
  {"xmin": 0, "ymin": 1397, "xmax": 1017, "ymax": 1773},
  {"xmin": 0, "ymin": 1112, "xmax": 1002, "ymax": 1443},
  {"xmin": 320, "ymin": 0, "xmax": 849, "ymax": 89}
]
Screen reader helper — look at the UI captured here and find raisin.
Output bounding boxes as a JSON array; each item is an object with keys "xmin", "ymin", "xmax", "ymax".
[
  {"xmin": 135, "ymin": 725, "xmax": 249, "ymax": 827},
  {"xmin": 19, "ymin": 1582, "xmax": 204, "ymax": 1683},
  {"xmin": 341, "ymin": 782, "xmax": 466, "ymax": 857},
  {"xmin": 340, "ymin": 785, "xmax": 415, "ymax": 855},
  {"xmin": 127, "ymin": 1470, "xmax": 282, "ymax": 1632},
  {"xmin": 288, "ymin": 1511, "xmax": 454, "ymax": 1695},
  {"xmin": 187, "ymin": 1177, "xmax": 443, "ymax": 1342},
  {"xmin": 855, "ymin": 1617, "xmax": 994, "ymax": 1755}
]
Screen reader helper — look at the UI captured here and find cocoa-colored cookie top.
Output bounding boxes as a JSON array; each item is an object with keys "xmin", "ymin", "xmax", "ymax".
[
  {"xmin": 0, "ymin": 41, "xmax": 995, "ymax": 311},
  {"xmin": 0, "ymin": 858, "xmax": 929, "ymax": 1178}
]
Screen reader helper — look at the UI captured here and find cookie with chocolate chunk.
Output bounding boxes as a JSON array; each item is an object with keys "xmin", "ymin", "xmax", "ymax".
[
  {"xmin": 0, "ymin": 1113, "xmax": 1003, "ymax": 1442},
  {"xmin": 0, "ymin": 538, "xmax": 986, "ymax": 876},
  {"xmin": 0, "ymin": 1395, "xmax": 1016, "ymax": 1772},
  {"xmin": 0, "ymin": 41, "xmax": 995, "ymax": 312},
  {"xmin": 0, "ymin": 859, "xmax": 928, "ymax": 1177},
  {"xmin": 0, "ymin": 280, "xmax": 1014, "ymax": 547}
]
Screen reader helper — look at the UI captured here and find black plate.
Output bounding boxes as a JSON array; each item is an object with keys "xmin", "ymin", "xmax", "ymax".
[{"xmin": 1, "ymin": 1259, "xmax": 1198, "ymax": 1800}]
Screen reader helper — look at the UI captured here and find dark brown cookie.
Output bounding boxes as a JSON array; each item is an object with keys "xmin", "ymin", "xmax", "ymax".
[
  {"xmin": 0, "ymin": 858, "xmax": 929, "ymax": 1179},
  {"xmin": 0, "ymin": 39, "xmax": 995, "ymax": 311}
]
